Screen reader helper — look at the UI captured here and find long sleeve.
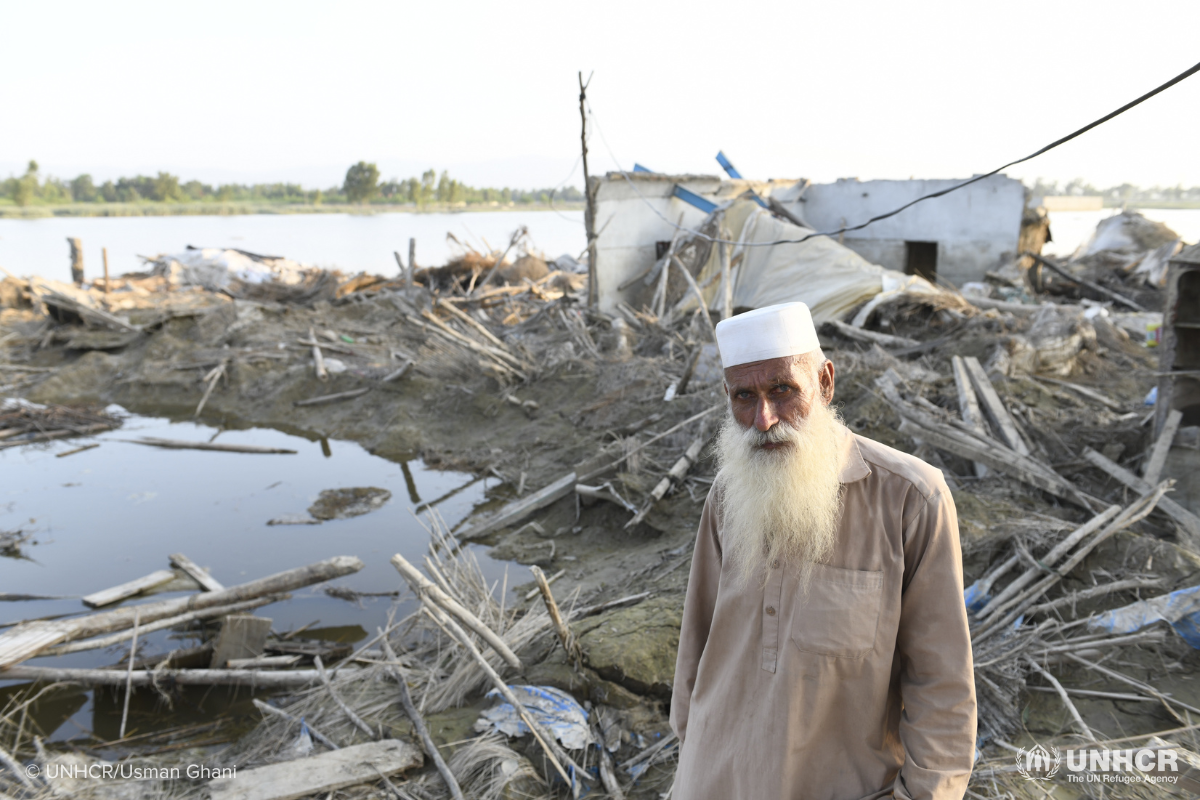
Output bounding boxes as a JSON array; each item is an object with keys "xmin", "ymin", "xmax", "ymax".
[
  {"xmin": 892, "ymin": 486, "xmax": 977, "ymax": 800},
  {"xmin": 669, "ymin": 486, "xmax": 724, "ymax": 743}
]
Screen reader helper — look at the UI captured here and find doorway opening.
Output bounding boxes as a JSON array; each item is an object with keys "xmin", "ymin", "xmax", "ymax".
[{"xmin": 905, "ymin": 241, "xmax": 938, "ymax": 283}]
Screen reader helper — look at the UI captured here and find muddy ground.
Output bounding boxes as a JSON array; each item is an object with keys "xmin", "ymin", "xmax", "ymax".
[{"xmin": 5, "ymin": 277, "xmax": 1200, "ymax": 797}]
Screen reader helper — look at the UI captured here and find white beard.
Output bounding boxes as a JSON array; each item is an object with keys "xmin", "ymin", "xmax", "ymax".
[{"xmin": 714, "ymin": 400, "xmax": 846, "ymax": 589}]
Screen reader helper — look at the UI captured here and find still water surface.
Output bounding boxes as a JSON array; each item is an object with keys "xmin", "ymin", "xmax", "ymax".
[
  {"xmin": 0, "ymin": 408, "xmax": 513, "ymax": 741},
  {"xmin": 0, "ymin": 210, "xmax": 587, "ymax": 285}
]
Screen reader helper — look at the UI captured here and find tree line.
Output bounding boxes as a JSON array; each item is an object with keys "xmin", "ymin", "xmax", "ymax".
[
  {"xmin": 1029, "ymin": 177, "xmax": 1200, "ymax": 206},
  {"xmin": 0, "ymin": 160, "xmax": 584, "ymax": 208}
]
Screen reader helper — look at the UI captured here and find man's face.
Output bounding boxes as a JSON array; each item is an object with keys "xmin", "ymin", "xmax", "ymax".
[{"xmin": 723, "ymin": 355, "xmax": 836, "ymax": 448}]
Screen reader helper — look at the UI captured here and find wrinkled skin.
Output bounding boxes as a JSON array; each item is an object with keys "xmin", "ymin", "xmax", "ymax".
[{"xmin": 722, "ymin": 354, "xmax": 835, "ymax": 449}]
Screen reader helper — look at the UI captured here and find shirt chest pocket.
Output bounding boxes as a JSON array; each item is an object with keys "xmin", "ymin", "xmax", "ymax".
[{"xmin": 789, "ymin": 565, "xmax": 883, "ymax": 659}]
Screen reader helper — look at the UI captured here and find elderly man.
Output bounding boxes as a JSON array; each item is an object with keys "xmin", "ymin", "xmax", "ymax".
[{"xmin": 671, "ymin": 302, "xmax": 976, "ymax": 800}]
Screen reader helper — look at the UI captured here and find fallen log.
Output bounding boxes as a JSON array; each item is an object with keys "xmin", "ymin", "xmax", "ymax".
[
  {"xmin": 0, "ymin": 666, "xmax": 324, "ymax": 689},
  {"xmin": 0, "ymin": 557, "xmax": 363, "ymax": 668},
  {"xmin": 122, "ymin": 437, "xmax": 297, "ymax": 454},
  {"xmin": 293, "ymin": 387, "xmax": 372, "ymax": 407}
]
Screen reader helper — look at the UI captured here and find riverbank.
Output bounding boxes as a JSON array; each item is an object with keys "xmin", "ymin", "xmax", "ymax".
[{"xmin": 0, "ymin": 201, "xmax": 585, "ymax": 219}]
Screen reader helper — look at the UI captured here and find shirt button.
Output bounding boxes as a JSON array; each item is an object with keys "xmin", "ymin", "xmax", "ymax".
[
  {"xmin": 765, "ymin": 607, "xmax": 776, "ymax": 616},
  {"xmin": 771, "ymin": 560, "xmax": 780, "ymax": 569}
]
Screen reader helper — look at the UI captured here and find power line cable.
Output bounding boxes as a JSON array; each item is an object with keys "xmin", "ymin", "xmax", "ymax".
[{"xmin": 587, "ymin": 59, "xmax": 1200, "ymax": 248}]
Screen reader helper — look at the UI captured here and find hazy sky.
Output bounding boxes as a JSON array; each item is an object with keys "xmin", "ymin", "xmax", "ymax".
[{"xmin": 4, "ymin": 1, "xmax": 1199, "ymax": 190}]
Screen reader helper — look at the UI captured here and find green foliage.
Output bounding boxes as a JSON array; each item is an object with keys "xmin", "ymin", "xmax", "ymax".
[
  {"xmin": 343, "ymin": 161, "xmax": 380, "ymax": 204},
  {"xmin": 0, "ymin": 158, "xmax": 587, "ymax": 209}
]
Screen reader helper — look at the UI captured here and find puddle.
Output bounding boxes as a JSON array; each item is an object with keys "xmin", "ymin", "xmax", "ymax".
[{"xmin": 0, "ymin": 407, "xmax": 515, "ymax": 744}]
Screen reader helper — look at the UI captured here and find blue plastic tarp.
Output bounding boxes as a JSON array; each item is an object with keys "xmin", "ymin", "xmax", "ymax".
[
  {"xmin": 475, "ymin": 685, "xmax": 593, "ymax": 750},
  {"xmin": 1087, "ymin": 585, "xmax": 1200, "ymax": 648}
]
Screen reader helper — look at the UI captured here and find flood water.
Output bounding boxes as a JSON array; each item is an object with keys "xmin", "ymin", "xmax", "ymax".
[
  {"xmin": 0, "ymin": 408, "xmax": 516, "ymax": 743},
  {"xmin": 0, "ymin": 209, "xmax": 587, "ymax": 286}
]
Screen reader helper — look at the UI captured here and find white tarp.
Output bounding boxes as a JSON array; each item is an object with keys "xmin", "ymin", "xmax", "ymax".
[
  {"xmin": 683, "ymin": 201, "xmax": 944, "ymax": 324},
  {"xmin": 151, "ymin": 248, "xmax": 315, "ymax": 290}
]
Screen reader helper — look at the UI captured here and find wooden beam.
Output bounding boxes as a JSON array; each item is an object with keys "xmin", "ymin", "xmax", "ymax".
[
  {"xmin": 962, "ymin": 356, "xmax": 1030, "ymax": 455},
  {"xmin": 82, "ymin": 570, "xmax": 177, "ymax": 608},
  {"xmin": 1082, "ymin": 446, "xmax": 1200, "ymax": 542},
  {"xmin": 951, "ymin": 355, "xmax": 988, "ymax": 478},
  {"xmin": 170, "ymin": 553, "xmax": 224, "ymax": 592},
  {"xmin": 206, "ymin": 740, "xmax": 423, "ymax": 800},
  {"xmin": 1144, "ymin": 408, "xmax": 1184, "ymax": 485},
  {"xmin": 827, "ymin": 319, "xmax": 918, "ymax": 349}
]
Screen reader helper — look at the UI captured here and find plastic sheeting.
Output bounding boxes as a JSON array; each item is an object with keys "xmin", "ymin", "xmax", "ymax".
[
  {"xmin": 150, "ymin": 248, "xmax": 315, "ymax": 290},
  {"xmin": 475, "ymin": 685, "xmax": 593, "ymax": 750},
  {"xmin": 1087, "ymin": 585, "xmax": 1200, "ymax": 649},
  {"xmin": 683, "ymin": 200, "xmax": 944, "ymax": 324}
]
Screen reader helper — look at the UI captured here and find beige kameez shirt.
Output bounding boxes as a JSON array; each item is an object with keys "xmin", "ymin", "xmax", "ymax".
[{"xmin": 670, "ymin": 427, "xmax": 976, "ymax": 800}]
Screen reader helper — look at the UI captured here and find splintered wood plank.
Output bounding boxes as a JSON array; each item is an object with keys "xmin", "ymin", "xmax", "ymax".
[
  {"xmin": 210, "ymin": 615, "xmax": 273, "ymax": 668},
  {"xmin": 1144, "ymin": 408, "xmax": 1184, "ymax": 485},
  {"xmin": 207, "ymin": 739, "xmax": 423, "ymax": 800},
  {"xmin": 169, "ymin": 553, "xmax": 225, "ymax": 592},
  {"xmin": 951, "ymin": 355, "xmax": 988, "ymax": 478},
  {"xmin": 82, "ymin": 570, "xmax": 178, "ymax": 608},
  {"xmin": 962, "ymin": 356, "xmax": 1030, "ymax": 456}
]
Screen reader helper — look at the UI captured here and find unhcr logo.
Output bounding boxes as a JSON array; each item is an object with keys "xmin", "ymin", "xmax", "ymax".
[{"xmin": 1015, "ymin": 744, "xmax": 1060, "ymax": 781}]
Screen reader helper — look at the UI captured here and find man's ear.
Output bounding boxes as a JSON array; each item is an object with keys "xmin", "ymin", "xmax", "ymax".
[
  {"xmin": 819, "ymin": 360, "xmax": 835, "ymax": 404},
  {"xmin": 722, "ymin": 381, "xmax": 729, "ymax": 397}
]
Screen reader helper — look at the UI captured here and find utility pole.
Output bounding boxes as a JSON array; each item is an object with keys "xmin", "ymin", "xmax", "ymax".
[{"xmin": 579, "ymin": 71, "xmax": 597, "ymax": 308}]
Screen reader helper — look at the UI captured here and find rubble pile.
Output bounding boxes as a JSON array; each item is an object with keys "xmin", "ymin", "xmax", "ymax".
[{"xmin": 1, "ymin": 211, "xmax": 1198, "ymax": 799}]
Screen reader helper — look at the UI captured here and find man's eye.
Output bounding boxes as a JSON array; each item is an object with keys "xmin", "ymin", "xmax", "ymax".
[{"xmin": 735, "ymin": 391, "xmax": 752, "ymax": 400}]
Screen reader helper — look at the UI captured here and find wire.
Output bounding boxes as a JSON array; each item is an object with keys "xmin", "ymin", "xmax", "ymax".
[
  {"xmin": 546, "ymin": 151, "xmax": 585, "ymax": 225},
  {"xmin": 588, "ymin": 59, "xmax": 1200, "ymax": 248}
]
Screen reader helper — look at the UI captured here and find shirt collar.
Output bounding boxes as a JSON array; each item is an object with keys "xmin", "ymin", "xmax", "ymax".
[{"xmin": 837, "ymin": 424, "xmax": 871, "ymax": 485}]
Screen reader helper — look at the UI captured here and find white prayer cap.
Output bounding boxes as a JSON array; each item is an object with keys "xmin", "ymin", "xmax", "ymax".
[{"xmin": 714, "ymin": 302, "xmax": 820, "ymax": 369}]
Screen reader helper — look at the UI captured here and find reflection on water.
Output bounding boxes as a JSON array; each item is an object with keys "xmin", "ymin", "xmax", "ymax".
[{"xmin": 0, "ymin": 407, "xmax": 514, "ymax": 744}]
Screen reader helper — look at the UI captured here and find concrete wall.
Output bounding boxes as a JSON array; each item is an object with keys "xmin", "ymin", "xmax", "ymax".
[{"xmin": 793, "ymin": 175, "xmax": 1027, "ymax": 285}]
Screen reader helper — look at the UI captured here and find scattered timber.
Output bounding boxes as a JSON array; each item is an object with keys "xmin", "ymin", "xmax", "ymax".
[
  {"xmin": 122, "ymin": 437, "xmax": 297, "ymax": 454},
  {"xmin": 1081, "ymin": 446, "xmax": 1200, "ymax": 541},
  {"xmin": 206, "ymin": 739, "xmax": 422, "ymax": 800},
  {"xmin": 950, "ymin": 355, "xmax": 988, "ymax": 477},
  {"xmin": 962, "ymin": 356, "xmax": 1029, "ymax": 455},
  {"xmin": 82, "ymin": 569, "xmax": 177, "ymax": 608},
  {"xmin": 1023, "ymin": 251, "xmax": 1145, "ymax": 311},
  {"xmin": 55, "ymin": 442, "xmax": 99, "ymax": 458},
  {"xmin": 1144, "ymin": 408, "xmax": 1184, "ymax": 485},
  {"xmin": 0, "ymin": 423, "xmax": 113, "ymax": 450},
  {"xmin": 170, "ymin": 552, "xmax": 225, "ymax": 592},
  {"xmin": 252, "ymin": 698, "xmax": 338, "ymax": 750},
  {"xmin": 626, "ymin": 436, "xmax": 706, "ymax": 529},
  {"xmin": 0, "ymin": 666, "xmax": 324, "ymax": 689},
  {"xmin": 827, "ymin": 319, "xmax": 919, "ymax": 348},
  {"xmin": 293, "ymin": 387, "xmax": 372, "ymax": 407},
  {"xmin": 0, "ymin": 556, "xmax": 363, "ymax": 668},
  {"xmin": 391, "ymin": 553, "xmax": 522, "ymax": 670}
]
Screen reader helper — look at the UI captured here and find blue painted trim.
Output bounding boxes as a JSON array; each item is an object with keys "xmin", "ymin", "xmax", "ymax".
[
  {"xmin": 716, "ymin": 151, "xmax": 742, "ymax": 179},
  {"xmin": 632, "ymin": 163, "xmax": 654, "ymax": 173},
  {"xmin": 672, "ymin": 185, "xmax": 718, "ymax": 214}
]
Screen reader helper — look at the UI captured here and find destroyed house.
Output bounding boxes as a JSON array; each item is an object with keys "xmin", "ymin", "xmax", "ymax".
[{"xmin": 591, "ymin": 171, "xmax": 1038, "ymax": 314}]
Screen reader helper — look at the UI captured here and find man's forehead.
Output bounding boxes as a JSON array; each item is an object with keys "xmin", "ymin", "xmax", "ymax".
[{"xmin": 723, "ymin": 356, "xmax": 808, "ymax": 386}]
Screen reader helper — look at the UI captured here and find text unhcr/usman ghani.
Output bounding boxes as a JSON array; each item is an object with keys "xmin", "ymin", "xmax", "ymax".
[{"xmin": 45, "ymin": 763, "xmax": 235, "ymax": 780}]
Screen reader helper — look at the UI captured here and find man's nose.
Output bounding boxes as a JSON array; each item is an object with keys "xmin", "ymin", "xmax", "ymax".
[{"xmin": 754, "ymin": 399, "xmax": 778, "ymax": 432}]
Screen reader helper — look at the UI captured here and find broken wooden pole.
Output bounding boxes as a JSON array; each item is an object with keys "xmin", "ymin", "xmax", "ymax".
[
  {"xmin": 0, "ymin": 557, "xmax": 363, "ymax": 668},
  {"xmin": 309, "ymin": 326, "xmax": 328, "ymax": 381},
  {"xmin": 380, "ymin": 636, "xmax": 466, "ymax": 800},
  {"xmin": 170, "ymin": 552, "xmax": 224, "ymax": 592},
  {"xmin": 827, "ymin": 319, "xmax": 918, "ymax": 348},
  {"xmin": 1144, "ymin": 407, "xmax": 1183, "ymax": 485},
  {"xmin": 1081, "ymin": 446, "xmax": 1200, "ymax": 542},
  {"xmin": 123, "ymin": 437, "xmax": 297, "ymax": 454},
  {"xmin": 532, "ymin": 565, "xmax": 581, "ymax": 666},
  {"xmin": 67, "ymin": 237, "xmax": 84, "ymax": 285},
  {"xmin": 1023, "ymin": 251, "xmax": 1145, "ymax": 311},
  {"xmin": 102, "ymin": 247, "xmax": 111, "ymax": 294},
  {"xmin": 408, "ymin": 238, "xmax": 417, "ymax": 288},
  {"xmin": 314, "ymin": 655, "xmax": 377, "ymax": 739},
  {"xmin": 951, "ymin": 355, "xmax": 988, "ymax": 478},
  {"xmin": 381, "ymin": 360, "xmax": 412, "ymax": 383},
  {"xmin": 390, "ymin": 553, "xmax": 522, "ymax": 670},
  {"xmin": 719, "ymin": 234, "xmax": 733, "ymax": 321},
  {"xmin": 83, "ymin": 569, "xmax": 177, "ymax": 608},
  {"xmin": 0, "ymin": 666, "xmax": 325, "ymax": 689},
  {"xmin": 962, "ymin": 356, "xmax": 1029, "ymax": 455},
  {"xmin": 294, "ymin": 387, "xmax": 372, "ymax": 407},
  {"xmin": 626, "ymin": 436, "xmax": 706, "ymax": 529},
  {"xmin": 670, "ymin": 254, "xmax": 717, "ymax": 341}
]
